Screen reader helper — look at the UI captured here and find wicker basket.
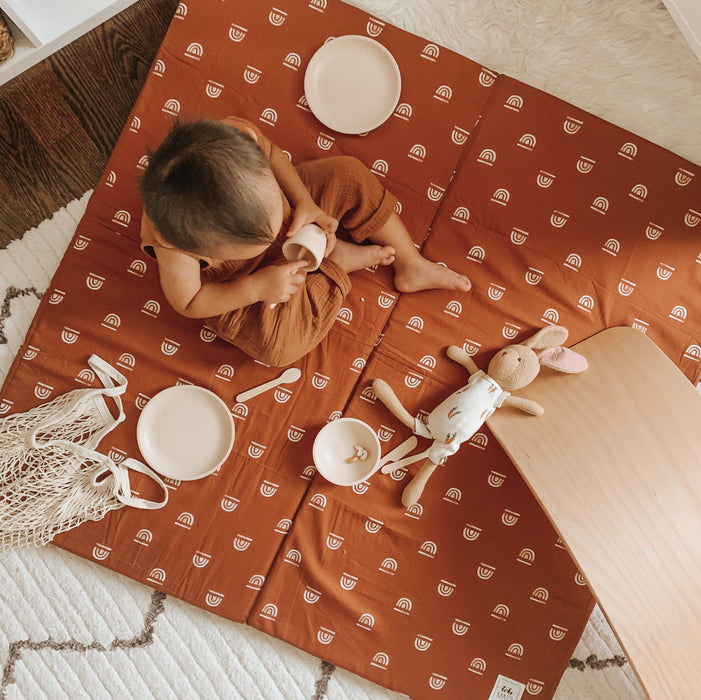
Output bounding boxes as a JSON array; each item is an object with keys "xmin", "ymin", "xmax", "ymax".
[{"xmin": 0, "ymin": 11, "xmax": 15, "ymax": 65}]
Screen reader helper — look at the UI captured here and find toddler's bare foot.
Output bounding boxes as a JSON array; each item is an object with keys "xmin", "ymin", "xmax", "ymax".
[
  {"xmin": 394, "ymin": 257, "xmax": 471, "ymax": 293},
  {"xmin": 328, "ymin": 239, "xmax": 395, "ymax": 273}
]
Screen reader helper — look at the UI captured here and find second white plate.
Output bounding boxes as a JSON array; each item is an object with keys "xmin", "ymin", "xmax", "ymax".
[
  {"xmin": 304, "ymin": 35, "xmax": 402, "ymax": 134},
  {"xmin": 136, "ymin": 385, "xmax": 235, "ymax": 481}
]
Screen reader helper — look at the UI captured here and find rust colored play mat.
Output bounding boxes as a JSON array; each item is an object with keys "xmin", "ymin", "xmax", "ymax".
[{"xmin": 2, "ymin": 0, "xmax": 699, "ymax": 697}]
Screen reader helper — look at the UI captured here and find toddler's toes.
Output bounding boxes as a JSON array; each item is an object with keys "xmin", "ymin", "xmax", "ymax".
[
  {"xmin": 378, "ymin": 246, "xmax": 396, "ymax": 266},
  {"xmin": 394, "ymin": 259, "xmax": 472, "ymax": 293},
  {"xmin": 454, "ymin": 272, "xmax": 471, "ymax": 292}
]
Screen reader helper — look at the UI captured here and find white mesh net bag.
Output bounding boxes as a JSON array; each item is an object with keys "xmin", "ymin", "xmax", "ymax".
[{"xmin": 0, "ymin": 355, "xmax": 168, "ymax": 552}]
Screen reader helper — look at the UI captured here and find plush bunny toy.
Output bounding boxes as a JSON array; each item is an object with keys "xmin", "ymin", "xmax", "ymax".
[{"xmin": 372, "ymin": 326, "xmax": 588, "ymax": 507}]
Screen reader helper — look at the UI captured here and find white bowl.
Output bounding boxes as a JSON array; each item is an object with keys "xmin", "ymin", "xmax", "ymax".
[{"xmin": 313, "ymin": 418, "xmax": 381, "ymax": 486}]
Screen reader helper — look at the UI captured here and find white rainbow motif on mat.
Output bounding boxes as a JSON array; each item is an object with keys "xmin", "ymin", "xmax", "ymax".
[
  {"xmin": 229, "ymin": 24, "xmax": 247, "ymax": 42},
  {"xmin": 367, "ymin": 17, "xmax": 385, "ymax": 36},
  {"xmin": 421, "ymin": 43, "xmax": 439, "ymax": 61},
  {"xmin": 356, "ymin": 613, "xmax": 374, "ymax": 630}
]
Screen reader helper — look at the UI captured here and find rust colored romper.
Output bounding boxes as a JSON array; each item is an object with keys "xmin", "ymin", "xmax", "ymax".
[{"xmin": 141, "ymin": 117, "xmax": 398, "ymax": 366}]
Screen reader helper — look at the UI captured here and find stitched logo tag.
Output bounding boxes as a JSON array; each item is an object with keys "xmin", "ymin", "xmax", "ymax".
[{"xmin": 488, "ymin": 675, "xmax": 525, "ymax": 700}]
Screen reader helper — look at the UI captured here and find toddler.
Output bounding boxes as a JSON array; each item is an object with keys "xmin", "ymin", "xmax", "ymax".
[{"xmin": 139, "ymin": 116, "xmax": 470, "ymax": 366}]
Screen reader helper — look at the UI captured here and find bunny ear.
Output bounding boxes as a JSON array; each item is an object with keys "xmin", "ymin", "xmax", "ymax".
[
  {"xmin": 536, "ymin": 346, "xmax": 589, "ymax": 373},
  {"xmin": 522, "ymin": 325, "xmax": 568, "ymax": 350}
]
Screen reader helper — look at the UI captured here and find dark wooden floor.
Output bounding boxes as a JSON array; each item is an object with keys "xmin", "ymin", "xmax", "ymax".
[{"xmin": 0, "ymin": 0, "xmax": 179, "ymax": 248}]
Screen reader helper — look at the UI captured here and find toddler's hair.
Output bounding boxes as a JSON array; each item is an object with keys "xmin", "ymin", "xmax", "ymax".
[{"xmin": 140, "ymin": 119, "xmax": 275, "ymax": 253}]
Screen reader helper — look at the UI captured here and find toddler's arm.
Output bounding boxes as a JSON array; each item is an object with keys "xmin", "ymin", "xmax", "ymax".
[
  {"xmin": 269, "ymin": 144, "xmax": 338, "ymax": 252},
  {"xmin": 154, "ymin": 246, "xmax": 307, "ymax": 318}
]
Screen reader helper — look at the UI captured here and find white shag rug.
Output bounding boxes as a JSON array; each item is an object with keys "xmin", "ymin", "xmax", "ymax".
[{"xmin": 2, "ymin": 0, "xmax": 700, "ymax": 697}]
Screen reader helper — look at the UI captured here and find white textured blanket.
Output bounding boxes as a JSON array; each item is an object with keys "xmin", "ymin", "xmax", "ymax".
[{"xmin": 2, "ymin": 0, "xmax": 700, "ymax": 696}]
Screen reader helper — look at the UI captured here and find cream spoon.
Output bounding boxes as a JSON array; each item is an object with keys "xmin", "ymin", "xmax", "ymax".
[{"xmin": 235, "ymin": 367, "xmax": 302, "ymax": 403}]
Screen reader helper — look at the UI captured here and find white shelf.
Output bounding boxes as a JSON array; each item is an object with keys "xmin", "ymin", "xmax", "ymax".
[
  {"xmin": 1, "ymin": 0, "xmax": 40, "ymax": 46},
  {"xmin": 662, "ymin": 0, "xmax": 701, "ymax": 63},
  {"xmin": 0, "ymin": 0, "xmax": 138, "ymax": 86}
]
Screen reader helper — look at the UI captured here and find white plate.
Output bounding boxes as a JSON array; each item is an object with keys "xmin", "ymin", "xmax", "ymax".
[
  {"xmin": 137, "ymin": 385, "xmax": 235, "ymax": 481},
  {"xmin": 304, "ymin": 35, "xmax": 402, "ymax": 134}
]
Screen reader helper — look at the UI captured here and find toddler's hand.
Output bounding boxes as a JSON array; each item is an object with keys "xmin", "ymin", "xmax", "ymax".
[
  {"xmin": 255, "ymin": 260, "xmax": 308, "ymax": 304},
  {"xmin": 288, "ymin": 201, "xmax": 337, "ymax": 233},
  {"xmin": 321, "ymin": 229, "xmax": 337, "ymax": 257},
  {"xmin": 288, "ymin": 203, "xmax": 338, "ymax": 257}
]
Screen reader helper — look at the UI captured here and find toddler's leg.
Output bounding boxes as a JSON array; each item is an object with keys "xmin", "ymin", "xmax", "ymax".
[
  {"xmin": 367, "ymin": 212, "xmax": 471, "ymax": 293},
  {"xmin": 296, "ymin": 156, "xmax": 470, "ymax": 293},
  {"xmin": 326, "ymin": 238, "xmax": 395, "ymax": 273},
  {"xmin": 210, "ymin": 259, "xmax": 351, "ymax": 366}
]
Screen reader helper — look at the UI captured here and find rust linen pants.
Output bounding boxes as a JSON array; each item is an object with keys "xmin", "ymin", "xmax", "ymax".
[{"xmin": 205, "ymin": 156, "xmax": 397, "ymax": 366}]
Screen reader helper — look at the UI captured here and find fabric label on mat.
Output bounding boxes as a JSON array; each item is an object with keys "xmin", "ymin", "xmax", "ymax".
[{"xmin": 488, "ymin": 675, "xmax": 526, "ymax": 700}]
